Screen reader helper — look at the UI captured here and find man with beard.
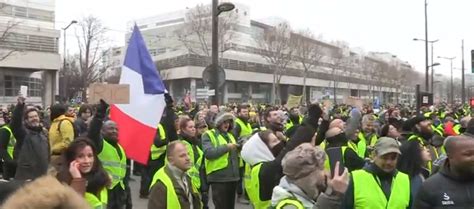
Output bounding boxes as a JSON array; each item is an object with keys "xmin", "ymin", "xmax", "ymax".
[
  {"xmin": 284, "ymin": 107, "xmax": 303, "ymax": 137},
  {"xmin": 407, "ymin": 116, "xmax": 439, "ymax": 172},
  {"xmin": 263, "ymin": 107, "xmax": 286, "ymax": 141},
  {"xmin": 342, "ymin": 137, "xmax": 412, "ymax": 209},
  {"xmin": 10, "ymin": 96, "xmax": 49, "ymax": 180},
  {"xmin": 414, "ymin": 135, "xmax": 474, "ymax": 208},
  {"xmin": 232, "ymin": 104, "xmax": 252, "ymax": 204},
  {"xmin": 241, "ymin": 103, "xmax": 323, "ymax": 209}
]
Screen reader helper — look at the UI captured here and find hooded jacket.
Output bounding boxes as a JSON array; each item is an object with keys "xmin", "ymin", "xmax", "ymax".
[
  {"xmin": 414, "ymin": 160, "xmax": 474, "ymax": 209},
  {"xmin": 201, "ymin": 112, "xmax": 240, "ymax": 183},
  {"xmin": 1, "ymin": 175, "xmax": 90, "ymax": 209},
  {"xmin": 271, "ymin": 176, "xmax": 341, "ymax": 209},
  {"xmin": 240, "ymin": 104, "xmax": 323, "ymax": 202}
]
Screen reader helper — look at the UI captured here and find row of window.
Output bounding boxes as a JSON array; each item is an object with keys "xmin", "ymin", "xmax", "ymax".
[
  {"xmin": 3, "ymin": 75, "xmax": 43, "ymax": 97},
  {"xmin": 0, "ymin": 3, "xmax": 55, "ymax": 22},
  {"xmin": 0, "ymin": 32, "xmax": 58, "ymax": 53}
]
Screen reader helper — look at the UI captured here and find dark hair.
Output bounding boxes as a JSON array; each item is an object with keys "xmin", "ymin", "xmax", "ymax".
[
  {"xmin": 380, "ymin": 124, "xmax": 390, "ymax": 137},
  {"xmin": 397, "ymin": 140, "xmax": 424, "ymax": 177},
  {"xmin": 50, "ymin": 104, "xmax": 66, "ymax": 121},
  {"xmin": 237, "ymin": 104, "xmax": 250, "ymax": 114},
  {"xmin": 57, "ymin": 137, "xmax": 110, "ymax": 196},
  {"xmin": 263, "ymin": 106, "xmax": 278, "ymax": 122},
  {"xmin": 78, "ymin": 104, "xmax": 93, "ymax": 117},
  {"xmin": 179, "ymin": 116, "xmax": 193, "ymax": 130},
  {"xmin": 23, "ymin": 108, "xmax": 39, "ymax": 120}
]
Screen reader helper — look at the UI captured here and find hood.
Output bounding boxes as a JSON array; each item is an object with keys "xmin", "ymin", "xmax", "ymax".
[
  {"xmin": 271, "ymin": 176, "xmax": 315, "ymax": 208},
  {"xmin": 241, "ymin": 133, "xmax": 275, "ymax": 166},
  {"xmin": 214, "ymin": 112, "xmax": 235, "ymax": 127},
  {"xmin": 1, "ymin": 175, "xmax": 90, "ymax": 209}
]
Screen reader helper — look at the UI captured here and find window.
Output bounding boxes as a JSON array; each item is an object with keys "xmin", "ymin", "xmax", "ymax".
[
  {"xmin": 3, "ymin": 75, "xmax": 42, "ymax": 97},
  {"xmin": 155, "ymin": 18, "xmax": 185, "ymax": 27},
  {"xmin": 138, "ymin": 25, "xmax": 148, "ymax": 29},
  {"xmin": 13, "ymin": 6, "xmax": 27, "ymax": 18},
  {"xmin": 0, "ymin": 33, "xmax": 57, "ymax": 53}
]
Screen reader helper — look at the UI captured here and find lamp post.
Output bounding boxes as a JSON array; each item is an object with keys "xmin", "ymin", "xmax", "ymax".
[
  {"xmin": 61, "ymin": 20, "xmax": 77, "ymax": 101},
  {"xmin": 413, "ymin": 38, "xmax": 438, "ymax": 93},
  {"xmin": 424, "ymin": 0, "xmax": 429, "ymax": 92},
  {"xmin": 211, "ymin": 0, "xmax": 235, "ymax": 105},
  {"xmin": 438, "ymin": 56, "xmax": 456, "ymax": 104}
]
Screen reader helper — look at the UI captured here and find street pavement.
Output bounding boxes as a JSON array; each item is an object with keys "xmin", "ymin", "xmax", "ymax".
[{"xmin": 129, "ymin": 175, "xmax": 253, "ymax": 209}]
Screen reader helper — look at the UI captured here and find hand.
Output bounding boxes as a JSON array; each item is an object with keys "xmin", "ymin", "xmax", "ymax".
[
  {"xmin": 328, "ymin": 161, "xmax": 349, "ymax": 194},
  {"xmin": 227, "ymin": 143, "xmax": 237, "ymax": 150},
  {"xmin": 96, "ymin": 99, "xmax": 109, "ymax": 117},
  {"xmin": 69, "ymin": 160, "xmax": 82, "ymax": 179}
]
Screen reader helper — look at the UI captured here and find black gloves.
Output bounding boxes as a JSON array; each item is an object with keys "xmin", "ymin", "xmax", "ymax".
[{"xmin": 96, "ymin": 99, "xmax": 109, "ymax": 119}]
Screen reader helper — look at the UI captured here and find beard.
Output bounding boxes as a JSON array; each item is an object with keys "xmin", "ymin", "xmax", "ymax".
[
  {"xmin": 268, "ymin": 121, "xmax": 284, "ymax": 132},
  {"xmin": 419, "ymin": 126, "xmax": 434, "ymax": 140}
]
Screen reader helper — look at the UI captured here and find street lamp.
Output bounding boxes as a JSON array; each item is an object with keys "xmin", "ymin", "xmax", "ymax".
[
  {"xmin": 438, "ymin": 56, "xmax": 456, "ymax": 104},
  {"xmin": 413, "ymin": 38, "xmax": 438, "ymax": 93},
  {"xmin": 61, "ymin": 20, "xmax": 77, "ymax": 101},
  {"xmin": 212, "ymin": 0, "xmax": 235, "ymax": 105}
]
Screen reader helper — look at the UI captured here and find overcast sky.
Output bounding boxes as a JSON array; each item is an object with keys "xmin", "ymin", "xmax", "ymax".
[{"xmin": 55, "ymin": 0, "xmax": 474, "ymax": 79}]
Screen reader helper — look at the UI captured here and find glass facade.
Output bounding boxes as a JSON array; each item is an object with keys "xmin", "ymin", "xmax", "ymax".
[
  {"xmin": 0, "ymin": 3, "xmax": 55, "ymax": 22},
  {"xmin": 4, "ymin": 75, "xmax": 42, "ymax": 97}
]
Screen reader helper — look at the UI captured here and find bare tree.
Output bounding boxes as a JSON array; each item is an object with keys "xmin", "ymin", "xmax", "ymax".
[
  {"xmin": 176, "ymin": 4, "xmax": 237, "ymax": 60},
  {"xmin": 257, "ymin": 22, "xmax": 295, "ymax": 104},
  {"xmin": 328, "ymin": 46, "xmax": 349, "ymax": 104},
  {"xmin": 74, "ymin": 15, "xmax": 110, "ymax": 100},
  {"xmin": 0, "ymin": 3, "xmax": 22, "ymax": 62},
  {"xmin": 293, "ymin": 29, "xmax": 323, "ymax": 104}
]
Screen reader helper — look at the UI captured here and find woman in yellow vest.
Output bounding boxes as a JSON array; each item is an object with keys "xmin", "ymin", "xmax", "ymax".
[
  {"xmin": 201, "ymin": 112, "xmax": 241, "ymax": 209},
  {"xmin": 177, "ymin": 117, "xmax": 204, "ymax": 192},
  {"xmin": 56, "ymin": 137, "xmax": 111, "ymax": 209}
]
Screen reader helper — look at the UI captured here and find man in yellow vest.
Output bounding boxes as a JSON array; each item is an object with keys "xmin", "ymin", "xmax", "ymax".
[
  {"xmin": 49, "ymin": 104, "xmax": 75, "ymax": 170},
  {"xmin": 88, "ymin": 100, "xmax": 128, "ymax": 209},
  {"xmin": 353, "ymin": 114, "xmax": 378, "ymax": 159},
  {"xmin": 201, "ymin": 112, "xmax": 241, "ymax": 209},
  {"xmin": 284, "ymin": 107, "xmax": 303, "ymax": 137},
  {"xmin": 232, "ymin": 104, "xmax": 252, "ymax": 204},
  {"xmin": 148, "ymin": 141, "xmax": 202, "ymax": 209},
  {"xmin": 342, "ymin": 137, "xmax": 412, "ymax": 209},
  {"xmin": 0, "ymin": 122, "xmax": 16, "ymax": 180},
  {"xmin": 324, "ymin": 127, "xmax": 365, "ymax": 174},
  {"xmin": 139, "ymin": 122, "xmax": 168, "ymax": 199}
]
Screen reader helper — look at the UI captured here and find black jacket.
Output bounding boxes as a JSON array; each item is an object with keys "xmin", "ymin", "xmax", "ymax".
[
  {"xmin": 258, "ymin": 104, "xmax": 322, "ymax": 201},
  {"xmin": 10, "ymin": 103, "xmax": 49, "ymax": 180},
  {"xmin": 414, "ymin": 161, "xmax": 474, "ymax": 209}
]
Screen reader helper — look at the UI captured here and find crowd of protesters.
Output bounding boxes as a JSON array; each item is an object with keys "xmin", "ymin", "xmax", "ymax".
[{"xmin": 0, "ymin": 94, "xmax": 473, "ymax": 209}]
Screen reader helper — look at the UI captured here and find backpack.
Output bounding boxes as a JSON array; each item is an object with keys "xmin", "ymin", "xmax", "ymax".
[{"xmin": 57, "ymin": 118, "xmax": 78, "ymax": 139}]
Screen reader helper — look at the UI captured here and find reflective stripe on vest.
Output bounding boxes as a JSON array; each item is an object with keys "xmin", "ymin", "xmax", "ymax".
[
  {"xmin": 453, "ymin": 124, "xmax": 461, "ymax": 135},
  {"xmin": 353, "ymin": 170, "xmax": 410, "ymax": 209},
  {"xmin": 245, "ymin": 163, "xmax": 271, "ymax": 209},
  {"xmin": 0, "ymin": 126, "xmax": 16, "ymax": 159},
  {"xmin": 98, "ymin": 140, "xmax": 126, "ymax": 189},
  {"xmin": 204, "ymin": 129, "xmax": 237, "ymax": 175},
  {"xmin": 275, "ymin": 198, "xmax": 305, "ymax": 209},
  {"xmin": 150, "ymin": 124, "xmax": 167, "ymax": 160},
  {"xmin": 356, "ymin": 132, "xmax": 377, "ymax": 158},
  {"xmin": 181, "ymin": 139, "xmax": 203, "ymax": 189},
  {"xmin": 85, "ymin": 188, "xmax": 108, "ymax": 209},
  {"xmin": 235, "ymin": 118, "xmax": 253, "ymax": 138},
  {"xmin": 151, "ymin": 167, "xmax": 182, "ymax": 209}
]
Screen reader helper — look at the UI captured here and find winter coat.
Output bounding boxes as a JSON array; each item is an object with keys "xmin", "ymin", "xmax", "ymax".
[
  {"xmin": 414, "ymin": 160, "xmax": 474, "ymax": 209},
  {"xmin": 49, "ymin": 115, "xmax": 75, "ymax": 155},
  {"xmin": 271, "ymin": 176, "xmax": 342, "ymax": 209},
  {"xmin": 10, "ymin": 103, "xmax": 49, "ymax": 180}
]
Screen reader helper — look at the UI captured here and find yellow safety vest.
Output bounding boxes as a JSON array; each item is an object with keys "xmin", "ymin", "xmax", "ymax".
[
  {"xmin": 180, "ymin": 139, "xmax": 203, "ymax": 189},
  {"xmin": 274, "ymin": 198, "xmax": 305, "ymax": 209},
  {"xmin": 353, "ymin": 169, "xmax": 410, "ymax": 209},
  {"xmin": 150, "ymin": 124, "xmax": 167, "ymax": 160},
  {"xmin": 204, "ymin": 129, "xmax": 237, "ymax": 175},
  {"xmin": 98, "ymin": 140, "xmax": 127, "ymax": 190},
  {"xmin": 356, "ymin": 132, "xmax": 378, "ymax": 158},
  {"xmin": 85, "ymin": 188, "xmax": 108, "ymax": 209},
  {"xmin": 151, "ymin": 167, "xmax": 182, "ymax": 209},
  {"xmin": 284, "ymin": 116, "xmax": 303, "ymax": 131},
  {"xmin": 0, "ymin": 126, "xmax": 16, "ymax": 159},
  {"xmin": 453, "ymin": 124, "xmax": 461, "ymax": 135},
  {"xmin": 235, "ymin": 118, "xmax": 253, "ymax": 138},
  {"xmin": 244, "ymin": 163, "xmax": 271, "ymax": 209}
]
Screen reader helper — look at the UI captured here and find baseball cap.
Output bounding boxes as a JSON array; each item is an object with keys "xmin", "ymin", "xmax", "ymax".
[{"xmin": 375, "ymin": 137, "xmax": 401, "ymax": 157}]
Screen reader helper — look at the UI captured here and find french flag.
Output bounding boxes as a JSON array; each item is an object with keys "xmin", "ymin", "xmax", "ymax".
[{"xmin": 110, "ymin": 25, "xmax": 166, "ymax": 164}]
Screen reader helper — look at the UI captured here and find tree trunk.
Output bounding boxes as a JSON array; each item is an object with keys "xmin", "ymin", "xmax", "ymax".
[
  {"xmin": 302, "ymin": 69, "xmax": 307, "ymax": 105},
  {"xmin": 271, "ymin": 72, "xmax": 276, "ymax": 104}
]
